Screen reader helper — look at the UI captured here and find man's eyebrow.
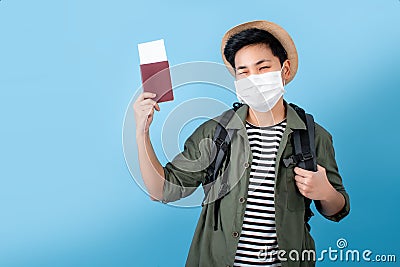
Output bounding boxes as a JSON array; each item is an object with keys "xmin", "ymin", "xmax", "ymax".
[
  {"xmin": 255, "ymin": 59, "xmax": 272, "ymax": 65},
  {"xmin": 236, "ymin": 59, "xmax": 272, "ymax": 70}
]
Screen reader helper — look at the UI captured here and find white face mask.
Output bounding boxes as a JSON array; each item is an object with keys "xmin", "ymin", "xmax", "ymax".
[{"xmin": 234, "ymin": 64, "xmax": 286, "ymax": 112}]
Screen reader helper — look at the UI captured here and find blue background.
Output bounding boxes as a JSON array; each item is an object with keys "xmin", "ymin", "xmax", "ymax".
[{"xmin": 1, "ymin": 0, "xmax": 399, "ymax": 266}]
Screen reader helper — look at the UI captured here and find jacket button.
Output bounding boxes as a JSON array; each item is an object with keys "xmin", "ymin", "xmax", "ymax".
[
  {"xmin": 239, "ymin": 197, "xmax": 246, "ymax": 203},
  {"xmin": 232, "ymin": 231, "xmax": 239, "ymax": 238},
  {"xmin": 244, "ymin": 162, "xmax": 250, "ymax": 168}
]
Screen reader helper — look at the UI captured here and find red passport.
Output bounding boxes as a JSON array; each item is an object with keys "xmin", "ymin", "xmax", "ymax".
[{"xmin": 138, "ymin": 39, "xmax": 174, "ymax": 103}]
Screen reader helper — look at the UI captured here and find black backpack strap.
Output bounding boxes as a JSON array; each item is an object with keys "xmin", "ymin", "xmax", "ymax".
[
  {"xmin": 283, "ymin": 103, "xmax": 317, "ymax": 231},
  {"xmin": 283, "ymin": 104, "xmax": 317, "ymax": 171},
  {"xmin": 202, "ymin": 102, "xmax": 243, "ymax": 231}
]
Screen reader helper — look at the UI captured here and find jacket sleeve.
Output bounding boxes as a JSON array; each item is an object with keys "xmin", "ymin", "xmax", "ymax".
[
  {"xmin": 314, "ymin": 126, "xmax": 350, "ymax": 222},
  {"xmin": 160, "ymin": 122, "xmax": 213, "ymax": 204}
]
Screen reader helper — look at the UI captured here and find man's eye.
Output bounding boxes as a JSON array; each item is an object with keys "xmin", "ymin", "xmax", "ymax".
[{"xmin": 260, "ymin": 66, "xmax": 271, "ymax": 70}]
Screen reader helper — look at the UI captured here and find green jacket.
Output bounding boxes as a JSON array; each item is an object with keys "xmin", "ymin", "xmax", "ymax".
[{"xmin": 160, "ymin": 100, "xmax": 350, "ymax": 267}]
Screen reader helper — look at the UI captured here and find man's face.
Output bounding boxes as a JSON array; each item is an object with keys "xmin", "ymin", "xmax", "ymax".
[{"xmin": 234, "ymin": 43, "xmax": 290, "ymax": 81}]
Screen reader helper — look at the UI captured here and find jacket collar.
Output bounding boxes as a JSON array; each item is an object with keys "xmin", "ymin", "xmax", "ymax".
[{"xmin": 225, "ymin": 99, "xmax": 306, "ymax": 130}]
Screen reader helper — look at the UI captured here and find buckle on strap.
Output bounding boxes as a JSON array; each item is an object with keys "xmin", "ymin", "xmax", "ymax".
[
  {"xmin": 283, "ymin": 157, "xmax": 294, "ymax": 168},
  {"xmin": 283, "ymin": 152, "xmax": 313, "ymax": 167},
  {"xmin": 300, "ymin": 152, "xmax": 313, "ymax": 161}
]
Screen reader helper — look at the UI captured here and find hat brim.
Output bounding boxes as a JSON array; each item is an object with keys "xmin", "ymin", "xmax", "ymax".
[{"xmin": 221, "ymin": 20, "xmax": 298, "ymax": 84}]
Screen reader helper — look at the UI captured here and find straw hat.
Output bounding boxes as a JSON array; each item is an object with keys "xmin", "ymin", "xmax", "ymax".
[{"xmin": 221, "ymin": 20, "xmax": 298, "ymax": 84}]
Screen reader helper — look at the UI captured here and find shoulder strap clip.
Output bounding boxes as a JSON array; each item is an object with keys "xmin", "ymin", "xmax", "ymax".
[{"xmin": 283, "ymin": 152, "xmax": 314, "ymax": 167}]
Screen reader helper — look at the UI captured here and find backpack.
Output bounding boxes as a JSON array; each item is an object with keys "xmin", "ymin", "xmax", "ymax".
[{"xmin": 202, "ymin": 102, "xmax": 317, "ymax": 231}]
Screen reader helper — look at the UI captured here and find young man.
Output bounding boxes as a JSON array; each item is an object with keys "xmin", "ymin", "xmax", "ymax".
[{"xmin": 134, "ymin": 20, "xmax": 350, "ymax": 267}]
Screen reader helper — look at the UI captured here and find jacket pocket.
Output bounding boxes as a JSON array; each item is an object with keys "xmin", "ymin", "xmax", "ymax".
[{"xmin": 286, "ymin": 164, "xmax": 305, "ymax": 211}]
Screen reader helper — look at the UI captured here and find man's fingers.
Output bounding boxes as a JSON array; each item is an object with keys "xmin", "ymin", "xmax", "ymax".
[
  {"xmin": 134, "ymin": 92, "xmax": 158, "ymax": 134},
  {"xmin": 141, "ymin": 92, "xmax": 156, "ymax": 100},
  {"xmin": 296, "ymin": 181, "xmax": 307, "ymax": 192},
  {"xmin": 294, "ymin": 174, "xmax": 305, "ymax": 183},
  {"xmin": 142, "ymin": 106, "xmax": 155, "ymax": 114},
  {"xmin": 295, "ymin": 175, "xmax": 312, "ymax": 187},
  {"xmin": 140, "ymin": 98, "xmax": 157, "ymax": 106},
  {"xmin": 294, "ymin": 166, "xmax": 312, "ymax": 177},
  {"xmin": 135, "ymin": 92, "xmax": 155, "ymax": 107},
  {"xmin": 135, "ymin": 94, "xmax": 160, "ymax": 112}
]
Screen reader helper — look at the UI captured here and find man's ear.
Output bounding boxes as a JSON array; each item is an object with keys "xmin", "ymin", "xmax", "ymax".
[{"xmin": 282, "ymin": 60, "xmax": 291, "ymax": 81}]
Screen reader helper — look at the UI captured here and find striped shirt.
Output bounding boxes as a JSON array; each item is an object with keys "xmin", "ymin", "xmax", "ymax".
[{"xmin": 233, "ymin": 118, "xmax": 287, "ymax": 267}]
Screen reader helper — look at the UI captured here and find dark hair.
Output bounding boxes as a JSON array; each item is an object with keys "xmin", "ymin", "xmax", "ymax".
[{"xmin": 224, "ymin": 28, "xmax": 288, "ymax": 69}]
